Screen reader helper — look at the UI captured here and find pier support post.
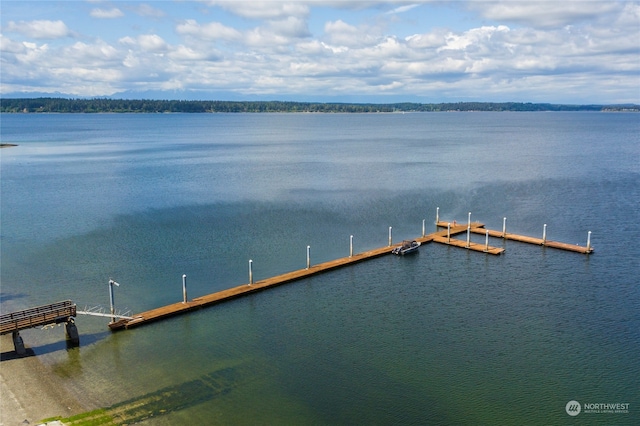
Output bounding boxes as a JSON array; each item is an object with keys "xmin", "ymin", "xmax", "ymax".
[
  {"xmin": 543, "ymin": 224, "xmax": 547, "ymax": 244},
  {"xmin": 436, "ymin": 207, "xmax": 439, "ymax": 225},
  {"xmin": 447, "ymin": 223, "xmax": 451, "ymax": 243},
  {"xmin": 502, "ymin": 217, "xmax": 507, "ymax": 238},
  {"xmin": 388, "ymin": 227, "xmax": 392, "ymax": 247},
  {"xmin": 350, "ymin": 235, "xmax": 353, "ymax": 258},
  {"xmin": 182, "ymin": 274, "xmax": 187, "ymax": 303},
  {"xmin": 466, "ymin": 212, "xmax": 471, "ymax": 248},
  {"xmin": 109, "ymin": 279, "xmax": 120, "ymax": 323},
  {"xmin": 306, "ymin": 245, "xmax": 311, "ymax": 269},
  {"xmin": 485, "ymin": 230, "xmax": 489, "ymax": 252},
  {"xmin": 249, "ymin": 260, "xmax": 253, "ymax": 285},
  {"xmin": 587, "ymin": 231, "xmax": 592, "ymax": 251},
  {"xmin": 12, "ymin": 331, "xmax": 26, "ymax": 356},
  {"xmin": 65, "ymin": 319, "xmax": 80, "ymax": 347},
  {"xmin": 422, "ymin": 219, "xmax": 426, "ymax": 237}
]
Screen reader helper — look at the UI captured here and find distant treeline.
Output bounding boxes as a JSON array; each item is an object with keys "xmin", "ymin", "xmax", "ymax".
[{"xmin": 1, "ymin": 98, "xmax": 637, "ymax": 113}]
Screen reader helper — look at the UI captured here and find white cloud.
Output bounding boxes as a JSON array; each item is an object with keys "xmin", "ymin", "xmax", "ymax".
[
  {"xmin": 324, "ymin": 20, "xmax": 379, "ymax": 48},
  {"xmin": 0, "ymin": 1, "xmax": 638, "ymax": 103},
  {"xmin": 138, "ymin": 34, "xmax": 168, "ymax": 52},
  {"xmin": 201, "ymin": 1, "xmax": 309, "ymax": 20},
  {"xmin": 90, "ymin": 8, "xmax": 124, "ymax": 19},
  {"xmin": 168, "ymin": 45, "xmax": 221, "ymax": 61},
  {"xmin": 5, "ymin": 20, "xmax": 71, "ymax": 39},
  {"xmin": 471, "ymin": 1, "xmax": 624, "ymax": 28},
  {"xmin": 438, "ymin": 25, "xmax": 510, "ymax": 52},
  {"xmin": 0, "ymin": 34, "xmax": 26, "ymax": 54},
  {"xmin": 386, "ymin": 4, "xmax": 420, "ymax": 15},
  {"xmin": 176, "ymin": 19, "xmax": 242, "ymax": 41},
  {"xmin": 268, "ymin": 16, "xmax": 310, "ymax": 38}
]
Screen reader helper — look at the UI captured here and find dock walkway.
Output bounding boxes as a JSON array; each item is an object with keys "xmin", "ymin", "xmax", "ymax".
[
  {"xmin": 108, "ymin": 218, "xmax": 592, "ymax": 331},
  {"xmin": 0, "ymin": 300, "xmax": 76, "ymax": 335},
  {"xmin": 468, "ymin": 227, "xmax": 593, "ymax": 254},
  {"xmin": 0, "ymin": 300, "xmax": 79, "ymax": 354}
]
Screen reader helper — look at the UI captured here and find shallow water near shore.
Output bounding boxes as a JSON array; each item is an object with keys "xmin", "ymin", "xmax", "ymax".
[{"xmin": 1, "ymin": 112, "xmax": 639, "ymax": 424}]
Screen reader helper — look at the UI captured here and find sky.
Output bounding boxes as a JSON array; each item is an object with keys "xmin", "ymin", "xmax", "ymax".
[{"xmin": 1, "ymin": 1, "xmax": 639, "ymax": 104}]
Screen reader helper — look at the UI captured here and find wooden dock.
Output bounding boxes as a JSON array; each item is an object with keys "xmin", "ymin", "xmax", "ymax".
[
  {"xmin": 109, "ymin": 222, "xmax": 498, "ymax": 331},
  {"xmin": 467, "ymin": 226, "xmax": 593, "ymax": 254},
  {"xmin": 0, "ymin": 300, "xmax": 76, "ymax": 335},
  {"xmin": 0, "ymin": 300, "xmax": 79, "ymax": 354},
  {"xmin": 108, "ymin": 218, "xmax": 592, "ymax": 331}
]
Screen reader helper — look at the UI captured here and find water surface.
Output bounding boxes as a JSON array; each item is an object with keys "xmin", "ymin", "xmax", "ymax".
[{"xmin": 1, "ymin": 112, "xmax": 638, "ymax": 424}]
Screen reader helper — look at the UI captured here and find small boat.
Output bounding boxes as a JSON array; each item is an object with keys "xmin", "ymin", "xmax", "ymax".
[{"xmin": 391, "ymin": 240, "xmax": 421, "ymax": 255}]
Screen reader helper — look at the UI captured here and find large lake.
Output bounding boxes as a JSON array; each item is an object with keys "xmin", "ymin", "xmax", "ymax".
[{"xmin": 1, "ymin": 112, "xmax": 638, "ymax": 424}]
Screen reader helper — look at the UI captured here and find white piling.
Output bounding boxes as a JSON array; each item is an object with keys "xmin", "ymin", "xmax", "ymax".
[
  {"xmin": 306, "ymin": 245, "xmax": 311, "ymax": 269},
  {"xmin": 502, "ymin": 217, "xmax": 507, "ymax": 238},
  {"xmin": 350, "ymin": 235, "xmax": 353, "ymax": 258},
  {"xmin": 587, "ymin": 231, "xmax": 592, "ymax": 251},
  {"xmin": 182, "ymin": 274, "xmax": 187, "ymax": 303},
  {"xmin": 248, "ymin": 260, "xmax": 253, "ymax": 285},
  {"xmin": 422, "ymin": 219, "xmax": 426, "ymax": 237},
  {"xmin": 388, "ymin": 226, "xmax": 392, "ymax": 247},
  {"xmin": 466, "ymin": 212, "xmax": 471, "ymax": 248},
  {"xmin": 543, "ymin": 224, "xmax": 547, "ymax": 244},
  {"xmin": 485, "ymin": 230, "xmax": 489, "ymax": 252},
  {"xmin": 436, "ymin": 207, "xmax": 440, "ymax": 225},
  {"xmin": 108, "ymin": 279, "xmax": 120, "ymax": 323},
  {"xmin": 447, "ymin": 223, "xmax": 451, "ymax": 243}
]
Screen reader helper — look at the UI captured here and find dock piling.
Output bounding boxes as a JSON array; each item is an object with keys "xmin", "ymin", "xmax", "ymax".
[
  {"xmin": 248, "ymin": 260, "xmax": 253, "ymax": 285},
  {"xmin": 436, "ymin": 207, "xmax": 440, "ymax": 225},
  {"xmin": 543, "ymin": 224, "xmax": 547, "ymax": 244},
  {"xmin": 182, "ymin": 274, "xmax": 187, "ymax": 303},
  {"xmin": 587, "ymin": 231, "xmax": 592, "ymax": 251},
  {"xmin": 109, "ymin": 279, "xmax": 120, "ymax": 323},
  {"xmin": 306, "ymin": 245, "xmax": 311, "ymax": 269},
  {"xmin": 350, "ymin": 235, "xmax": 353, "ymax": 258},
  {"xmin": 422, "ymin": 219, "xmax": 426, "ymax": 237},
  {"xmin": 502, "ymin": 217, "xmax": 507, "ymax": 238},
  {"xmin": 466, "ymin": 212, "xmax": 471, "ymax": 248},
  {"xmin": 65, "ymin": 319, "xmax": 80, "ymax": 347},
  {"xmin": 447, "ymin": 223, "xmax": 451, "ymax": 243},
  {"xmin": 12, "ymin": 332, "xmax": 26, "ymax": 356},
  {"xmin": 388, "ymin": 227, "xmax": 392, "ymax": 247},
  {"xmin": 484, "ymin": 230, "xmax": 489, "ymax": 252}
]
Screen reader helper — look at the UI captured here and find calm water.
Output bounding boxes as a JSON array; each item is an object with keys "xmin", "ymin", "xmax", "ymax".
[{"xmin": 1, "ymin": 112, "xmax": 638, "ymax": 424}]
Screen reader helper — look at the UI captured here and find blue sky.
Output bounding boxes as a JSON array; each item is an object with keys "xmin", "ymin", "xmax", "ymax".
[{"xmin": 1, "ymin": 1, "xmax": 638, "ymax": 103}]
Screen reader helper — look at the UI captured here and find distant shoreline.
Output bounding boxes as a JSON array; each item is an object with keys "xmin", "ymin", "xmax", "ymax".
[{"xmin": 2, "ymin": 98, "xmax": 638, "ymax": 114}]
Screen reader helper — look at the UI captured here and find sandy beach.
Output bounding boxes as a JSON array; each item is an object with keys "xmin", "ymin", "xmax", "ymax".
[{"xmin": 0, "ymin": 335, "xmax": 89, "ymax": 426}]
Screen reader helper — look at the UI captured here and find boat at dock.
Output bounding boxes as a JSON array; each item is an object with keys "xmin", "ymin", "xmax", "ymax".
[{"xmin": 392, "ymin": 240, "xmax": 421, "ymax": 255}]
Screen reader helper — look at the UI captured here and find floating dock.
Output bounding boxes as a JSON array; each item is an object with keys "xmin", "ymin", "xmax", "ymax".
[{"xmin": 108, "ymin": 217, "xmax": 591, "ymax": 331}]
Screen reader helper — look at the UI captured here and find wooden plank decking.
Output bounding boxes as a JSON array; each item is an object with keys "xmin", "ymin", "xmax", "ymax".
[
  {"xmin": 467, "ymin": 226, "xmax": 593, "ymax": 254},
  {"xmin": 109, "ymin": 224, "xmax": 483, "ymax": 331},
  {"xmin": 109, "ymin": 219, "xmax": 591, "ymax": 331},
  {"xmin": 0, "ymin": 300, "xmax": 76, "ymax": 335}
]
